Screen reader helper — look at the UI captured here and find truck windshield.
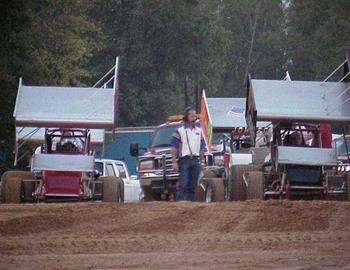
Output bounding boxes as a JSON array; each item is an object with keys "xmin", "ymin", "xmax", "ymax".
[
  {"xmin": 334, "ymin": 137, "xmax": 350, "ymax": 156},
  {"xmin": 149, "ymin": 124, "xmax": 182, "ymax": 148}
]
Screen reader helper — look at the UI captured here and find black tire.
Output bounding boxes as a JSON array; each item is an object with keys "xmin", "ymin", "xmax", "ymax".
[
  {"xmin": 205, "ymin": 178, "xmax": 225, "ymax": 203},
  {"xmin": 101, "ymin": 176, "xmax": 122, "ymax": 202},
  {"xmin": 194, "ymin": 184, "xmax": 206, "ymax": 202},
  {"xmin": 202, "ymin": 170, "xmax": 217, "ymax": 178},
  {"xmin": 347, "ymin": 172, "xmax": 350, "ymax": 201},
  {"xmin": 1, "ymin": 171, "xmax": 33, "ymax": 203},
  {"xmin": 246, "ymin": 171, "xmax": 264, "ymax": 200},
  {"xmin": 23, "ymin": 181, "xmax": 35, "ymax": 202},
  {"xmin": 142, "ymin": 192, "xmax": 155, "ymax": 202},
  {"xmin": 224, "ymin": 168, "xmax": 231, "ymax": 201},
  {"xmin": 119, "ymin": 179, "xmax": 124, "ymax": 203},
  {"xmin": 3, "ymin": 177, "xmax": 22, "ymax": 203},
  {"xmin": 194, "ymin": 169, "xmax": 214, "ymax": 202},
  {"xmin": 230, "ymin": 165, "xmax": 260, "ymax": 201}
]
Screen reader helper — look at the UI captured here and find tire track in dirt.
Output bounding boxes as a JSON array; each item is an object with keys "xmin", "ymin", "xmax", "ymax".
[{"xmin": 1, "ymin": 201, "xmax": 350, "ymax": 269}]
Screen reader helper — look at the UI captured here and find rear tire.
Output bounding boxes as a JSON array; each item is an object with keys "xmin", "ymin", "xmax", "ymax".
[
  {"xmin": 231, "ymin": 165, "xmax": 260, "ymax": 201},
  {"xmin": 2, "ymin": 177, "xmax": 22, "ymax": 203},
  {"xmin": 1, "ymin": 171, "xmax": 34, "ymax": 203},
  {"xmin": 205, "ymin": 178, "xmax": 225, "ymax": 203},
  {"xmin": 101, "ymin": 176, "xmax": 122, "ymax": 202},
  {"xmin": 246, "ymin": 171, "xmax": 264, "ymax": 200},
  {"xmin": 347, "ymin": 172, "xmax": 350, "ymax": 201},
  {"xmin": 194, "ymin": 184, "xmax": 205, "ymax": 201}
]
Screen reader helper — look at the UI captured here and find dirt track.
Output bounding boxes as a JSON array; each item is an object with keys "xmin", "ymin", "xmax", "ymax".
[{"xmin": 1, "ymin": 200, "xmax": 350, "ymax": 270}]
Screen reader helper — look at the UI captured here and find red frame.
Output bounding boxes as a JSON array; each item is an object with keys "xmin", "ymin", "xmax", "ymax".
[{"xmin": 36, "ymin": 128, "xmax": 91, "ymax": 200}]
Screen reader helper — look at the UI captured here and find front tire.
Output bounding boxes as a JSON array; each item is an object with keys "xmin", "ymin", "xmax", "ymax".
[
  {"xmin": 246, "ymin": 171, "xmax": 264, "ymax": 200},
  {"xmin": 100, "ymin": 176, "xmax": 123, "ymax": 202},
  {"xmin": 205, "ymin": 178, "xmax": 225, "ymax": 203},
  {"xmin": 231, "ymin": 165, "xmax": 260, "ymax": 201}
]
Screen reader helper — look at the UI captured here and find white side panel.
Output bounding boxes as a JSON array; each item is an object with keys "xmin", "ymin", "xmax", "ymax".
[
  {"xmin": 14, "ymin": 85, "xmax": 115, "ymax": 128},
  {"xmin": 32, "ymin": 154, "xmax": 94, "ymax": 172},
  {"xmin": 277, "ymin": 146, "xmax": 337, "ymax": 166},
  {"xmin": 230, "ymin": 153, "xmax": 252, "ymax": 165}
]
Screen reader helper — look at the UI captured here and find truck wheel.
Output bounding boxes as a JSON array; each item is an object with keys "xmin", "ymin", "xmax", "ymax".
[
  {"xmin": 142, "ymin": 192, "xmax": 154, "ymax": 202},
  {"xmin": 101, "ymin": 176, "xmax": 122, "ymax": 202},
  {"xmin": 194, "ymin": 169, "xmax": 214, "ymax": 202},
  {"xmin": 231, "ymin": 165, "xmax": 260, "ymax": 201},
  {"xmin": 2, "ymin": 177, "xmax": 22, "ymax": 203},
  {"xmin": 347, "ymin": 172, "xmax": 350, "ymax": 201},
  {"xmin": 119, "ymin": 179, "xmax": 124, "ymax": 203},
  {"xmin": 246, "ymin": 171, "xmax": 264, "ymax": 200},
  {"xmin": 205, "ymin": 178, "xmax": 225, "ymax": 203},
  {"xmin": 1, "ymin": 171, "xmax": 33, "ymax": 203},
  {"xmin": 23, "ymin": 181, "xmax": 35, "ymax": 202},
  {"xmin": 203, "ymin": 170, "xmax": 217, "ymax": 178},
  {"xmin": 194, "ymin": 184, "xmax": 205, "ymax": 201}
]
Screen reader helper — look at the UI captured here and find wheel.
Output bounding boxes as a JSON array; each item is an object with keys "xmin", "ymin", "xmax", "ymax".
[
  {"xmin": 142, "ymin": 192, "xmax": 155, "ymax": 202},
  {"xmin": 1, "ymin": 171, "xmax": 34, "ymax": 203},
  {"xmin": 194, "ymin": 184, "xmax": 205, "ymax": 201},
  {"xmin": 119, "ymin": 180, "xmax": 124, "ymax": 203},
  {"xmin": 2, "ymin": 177, "xmax": 22, "ymax": 203},
  {"xmin": 230, "ymin": 165, "xmax": 260, "ymax": 201},
  {"xmin": 205, "ymin": 182, "xmax": 213, "ymax": 203},
  {"xmin": 202, "ymin": 170, "xmax": 217, "ymax": 178},
  {"xmin": 246, "ymin": 171, "xmax": 264, "ymax": 200},
  {"xmin": 101, "ymin": 176, "xmax": 122, "ymax": 202},
  {"xmin": 23, "ymin": 181, "xmax": 35, "ymax": 202},
  {"xmin": 347, "ymin": 172, "xmax": 350, "ymax": 201},
  {"xmin": 205, "ymin": 178, "xmax": 225, "ymax": 203},
  {"xmin": 194, "ymin": 170, "xmax": 210, "ymax": 202}
]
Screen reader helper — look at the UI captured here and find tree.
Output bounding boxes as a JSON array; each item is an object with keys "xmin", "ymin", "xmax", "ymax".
[
  {"xmin": 220, "ymin": 0, "xmax": 287, "ymax": 96},
  {"xmin": 286, "ymin": 0, "xmax": 350, "ymax": 80},
  {"xmin": 0, "ymin": 0, "xmax": 100, "ymax": 170}
]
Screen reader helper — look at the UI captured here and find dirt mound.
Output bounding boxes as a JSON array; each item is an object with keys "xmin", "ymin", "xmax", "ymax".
[{"xmin": 1, "ymin": 201, "xmax": 350, "ymax": 269}]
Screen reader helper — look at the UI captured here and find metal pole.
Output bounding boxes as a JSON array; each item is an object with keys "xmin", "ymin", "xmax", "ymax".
[
  {"xmin": 92, "ymin": 65, "xmax": 115, "ymax": 88},
  {"xmin": 323, "ymin": 59, "xmax": 347, "ymax": 82}
]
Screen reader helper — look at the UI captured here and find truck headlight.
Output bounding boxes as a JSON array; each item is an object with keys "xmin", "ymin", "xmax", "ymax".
[{"xmin": 139, "ymin": 160, "xmax": 154, "ymax": 170}]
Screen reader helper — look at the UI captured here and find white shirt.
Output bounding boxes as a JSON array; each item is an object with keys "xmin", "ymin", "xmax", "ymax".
[{"xmin": 175, "ymin": 125, "xmax": 203, "ymax": 157}]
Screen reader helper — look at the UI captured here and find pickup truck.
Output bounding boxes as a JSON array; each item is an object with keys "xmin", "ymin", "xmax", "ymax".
[{"xmin": 95, "ymin": 158, "xmax": 142, "ymax": 202}]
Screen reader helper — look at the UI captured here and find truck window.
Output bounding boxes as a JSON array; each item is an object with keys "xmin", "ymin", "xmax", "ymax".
[
  {"xmin": 115, "ymin": 163, "xmax": 126, "ymax": 178},
  {"xmin": 334, "ymin": 137, "xmax": 350, "ymax": 156},
  {"xmin": 149, "ymin": 124, "xmax": 182, "ymax": 148},
  {"xmin": 106, "ymin": 163, "xmax": 116, "ymax": 176},
  {"xmin": 95, "ymin": 162, "xmax": 104, "ymax": 175}
]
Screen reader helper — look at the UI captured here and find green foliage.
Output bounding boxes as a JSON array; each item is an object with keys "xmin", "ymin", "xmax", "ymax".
[
  {"xmin": 286, "ymin": 0, "xmax": 350, "ymax": 80},
  {"xmin": 0, "ymin": 0, "xmax": 100, "ymax": 170}
]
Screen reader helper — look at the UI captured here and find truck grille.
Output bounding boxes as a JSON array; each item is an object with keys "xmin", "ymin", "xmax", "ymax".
[
  {"xmin": 139, "ymin": 154, "xmax": 177, "ymax": 175},
  {"xmin": 154, "ymin": 156, "xmax": 173, "ymax": 171}
]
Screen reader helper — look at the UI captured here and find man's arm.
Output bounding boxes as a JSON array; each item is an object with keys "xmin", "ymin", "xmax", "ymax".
[
  {"xmin": 171, "ymin": 147, "xmax": 178, "ymax": 171},
  {"xmin": 170, "ymin": 130, "xmax": 180, "ymax": 171}
]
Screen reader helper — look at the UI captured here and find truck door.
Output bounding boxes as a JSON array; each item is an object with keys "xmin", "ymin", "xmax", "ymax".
[{"xmin": 115, "ymin": 162, "xmax": 136, "ymax": 202}]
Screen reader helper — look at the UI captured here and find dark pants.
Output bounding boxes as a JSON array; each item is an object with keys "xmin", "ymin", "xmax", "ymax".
[{"xmin": 177, "ymin": 157, "xmax": 200, "ymax": 201}]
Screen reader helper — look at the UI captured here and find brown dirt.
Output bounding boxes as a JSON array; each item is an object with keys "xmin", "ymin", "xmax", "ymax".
[{"xmin": 1, "ymin": 200, "xmax": 350, "ymax": 269}]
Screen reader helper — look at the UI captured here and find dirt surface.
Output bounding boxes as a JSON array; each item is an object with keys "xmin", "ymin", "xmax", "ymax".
[{"xmin": 1, "ymin": 200, "xmax": 350, "ymax": 270}]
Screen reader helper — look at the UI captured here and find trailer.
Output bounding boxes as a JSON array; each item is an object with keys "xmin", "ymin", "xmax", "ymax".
[{"xmin": 103, "ymin": 127, "xmax": 155, "ymax": 175}]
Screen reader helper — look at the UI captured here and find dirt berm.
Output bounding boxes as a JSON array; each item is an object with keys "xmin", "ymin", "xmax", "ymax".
[{"xmin": 1, "ymin": 200, "xmax": 350, "ymax": 269}]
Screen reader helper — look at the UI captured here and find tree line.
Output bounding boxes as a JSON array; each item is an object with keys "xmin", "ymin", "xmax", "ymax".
[{"xmin": 0, "ymin": 0, "xmax": 349, "ymax": 169}]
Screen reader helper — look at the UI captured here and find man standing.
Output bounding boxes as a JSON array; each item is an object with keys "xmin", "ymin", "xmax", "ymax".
[{"xmin": 171, "ymin": 107, "xmax": 205, "ymax": 201}]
